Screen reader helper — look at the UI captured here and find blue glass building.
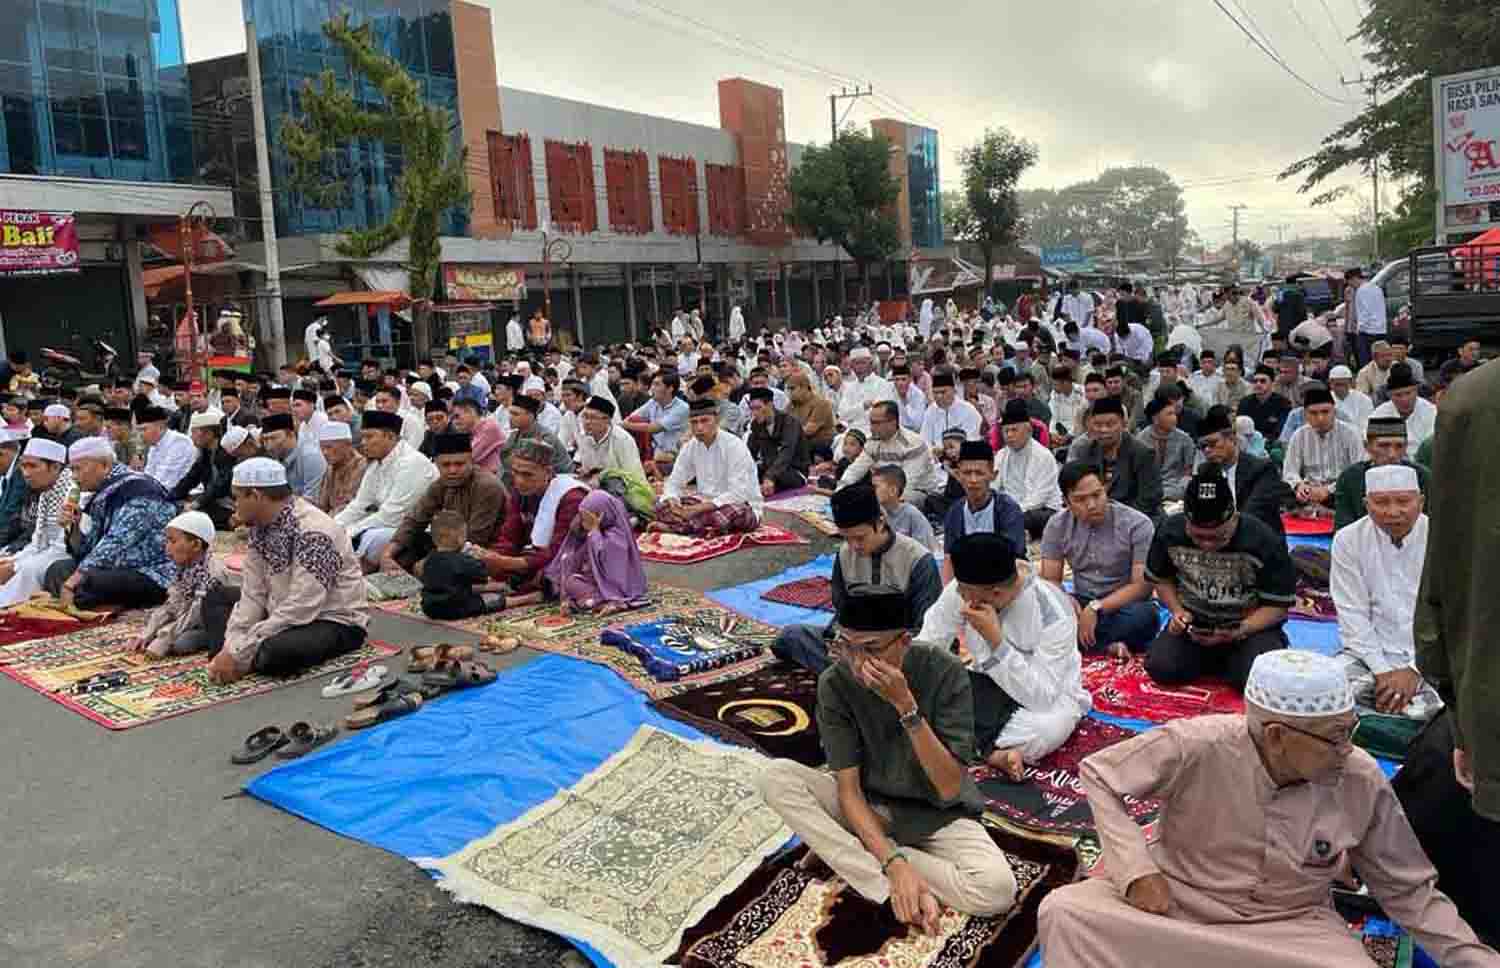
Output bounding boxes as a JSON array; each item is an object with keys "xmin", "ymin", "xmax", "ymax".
[
  {"xmin": 244, "ymin": 0, "xmax": 464, "ymax": 237},
  {"xmin": 907, "ymin": 125, "xmax": 942, "ymax": 249},
  {"xmin": 0, "ymin": 0, "xmax": 192, "ymax": 180}
]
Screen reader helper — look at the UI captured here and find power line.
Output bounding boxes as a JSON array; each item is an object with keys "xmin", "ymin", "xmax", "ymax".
[
  {"xmin": 1314, "ymin": 0, "xmax": 1362, "ymax": 73},
  {"xmin": 1208, "ymin": 0, "xmax": 1357, "ymax": 104},
  {"xmin": 1286, "ymin": 0, "xmax": 1346, "ymax": 87}
]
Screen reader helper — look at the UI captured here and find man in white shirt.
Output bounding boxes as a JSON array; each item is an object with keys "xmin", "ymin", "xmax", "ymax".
[
  {"xmin": 1186, "ymin": 350, "xmax": 1224, "ymax": 405},
  {"xmin": 1332, "ymin": 464, "xmax": 1441, "ymax": 720},
  {"xmin": 1061, "ymin": 282, "xmax": 1093, "ymax": 328},
  {"xmin": 139, "ymin": 405, "xmax": 197, "ymax": 492},
  {"xmin": 652, "ymin": 397, "xmax": 762, "ymax": 536},
  {"xmin": 835, "ymin": 346, "xmax": 896, "ymax": 435},
  {"xmin": 333, "ymin": 409, "xmax": 438, "ymax": 570},
  {"xmin": 1047, "ymin": 366, "xmax": 1086, "ymax": 450},
  {"xmin": 1368, "ymin": 363, "xmax": 1437, "ymax": 448},
  {"xmin": 1327, "ymin": 364, "xmax": 1373, "ymax": 431},
  {"xmin": 919, "ymin": 371, "xmax": 982, "ymax": 454},
  {"xmin": 372, "ymin": 386, "xmax": 425, "ymax": 450},
  {"xmin": 506, "ymin": 313, "xmax": 525, "ymax": 353},
  {"xmin": 1351, "ymin": 266, "xmax": 1388, "ymax": 367},
  {"xmin": 840, "ymin": 401, "xmax": 941, "ymax": 503},
  {"xmin": 573, "ymin": 353, "xmax": 617, "ymax": 419},
  {"xmin": 919, "ymin": 531, "xmax": 1090, "ymax": 779},
  {"xmin": 1281, "ymin": 386, "xmax": 1365, "ymax": 512},
  {"xmin": 891, "ymin": 363, "xmax": 927, "ymax": 432},
  {"xmin": 993, "ymin": 399, "xmax": 1062, "ymax": 539},
  {"xmin": 573, "ymin": 396, "xmax": 645, "ymax": 482}
]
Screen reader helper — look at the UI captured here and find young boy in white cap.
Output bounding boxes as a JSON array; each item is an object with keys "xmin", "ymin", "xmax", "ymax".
[{"xmin": 131, "ymin": 510, "xmax": 229, "ymax": 657}]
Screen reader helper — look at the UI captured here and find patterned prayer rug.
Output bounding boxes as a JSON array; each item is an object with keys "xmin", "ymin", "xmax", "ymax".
[
  {"xmin": 0, "ymin": 600, "xmax": 116, "ymax": 648},
  {"xmin": 418, "ymin": 726, "xmax": 791, "ymax": 968},
  {"xmin": 601, "ymin": 612, "xmax": 766, "ymax": 682},
  {"xmin": 1282, "ymin": 512, "xmax": 1335, "ymax": 536},
  {"xmin": 637, "ymin": 523, "xmax": 809, "ymax": 564},
  {"xmin": 1081, "ymin": 655, "xmax": 1245, "ymax": 724},
  {"xmin": 973, "ymin": 716, "xmax": 1160, "ymax": 836},
  {"xmin": 653, "ymin": 662, "xmax": 823, "ymax": 766},
  {"xmin": 764, "ymin": 492, "xmax": 839, "ymax": 537},
  {"xmin": 760, "ymin": 576, "xmax": 835, "ymax": 613},
  {"xmin": 0, "ymin": 615, "xmax": 399, "ymax": 729},
  {"xmin": 670, "ymin": 823, "xmax": 1079, "ymax": 968},
  {"xmin": 1290, "ymin": 578, "xmax": 1339, "ymax": 623}
]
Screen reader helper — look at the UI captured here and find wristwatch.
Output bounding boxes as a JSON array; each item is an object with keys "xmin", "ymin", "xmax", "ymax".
[
  {"xmin": 899, "ymin": 707, "xmax": 923, "ymax": 732},
  {"xmin": 1086, "ymin": 600, "xmax": 1104, "ymax": 613}
]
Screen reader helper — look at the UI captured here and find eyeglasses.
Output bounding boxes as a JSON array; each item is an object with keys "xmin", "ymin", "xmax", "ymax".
[
  {"xmin": 1277, "ymin": 719, "xmax": 1357, "ymax": 750},
  {"xmin": 831, "ymin": 630, "xmax": 903, "ymax": 658}
]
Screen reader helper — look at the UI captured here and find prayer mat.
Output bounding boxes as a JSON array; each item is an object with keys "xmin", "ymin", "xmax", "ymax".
[
  {"xmin": 653, "ymin": 662, "xmax": 823, "ymax": 767},
  {"xmin": 0, "ymin": 600, "xmax": 115, "ymax": 647},
  {"xmin": 759, "ymin": 575, "xmax": 835, "ymax": 613},
  {"xmin": 0, "ymin": 616, "xmax": 399, "ymax": 730},
  {"xmin": 1291, "ymin": 544, "xmax": 1332, "ymax": 590},
  {"xmin": 1290, "ymin": 578, "xmax": 1339, "ymax": 623},
  {"xmin": 764, "ymin": 492, "xmax": 839, "ymax": 537},
  {"xmin": 973, "ymin": 716, "xmax": 1159, "ymax": 836},
  {"xmin": 637, "ymin": 523, "xmax": 808, "ymax": 565},
  {"xmin": 1352, "ymin": 712, "xmax": 1424, "ymax": 762},
  {"xmin": 1082, "ymin": 655, "xmax": 1245, "ymax": 724},
  {"xmin": 418, "ymin": 725, "xmax": 791, "ymax": 968},
  {"xmin": 600, "ymin": 610, "xmax": 767, "ymax": 682},
  {"xmin": 364, "ymin": 571, "xmax": 424, "ymax": 602},
  {"xmin": 1282, "ymin": 512, "xmax": 1335, "ymax": 536},
  {"xmin": 670, "ymin": 823, "xmax": 1079, "ymax": 968}
]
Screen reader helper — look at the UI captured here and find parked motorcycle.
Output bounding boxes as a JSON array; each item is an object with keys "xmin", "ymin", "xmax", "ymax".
[{"xmin": 38, "ymin": 339, "xmax": 119, "ymax": 391}]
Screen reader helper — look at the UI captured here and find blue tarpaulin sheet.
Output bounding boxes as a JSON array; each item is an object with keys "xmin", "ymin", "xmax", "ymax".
[{"xmin": 707, "ymin": 553, "xmax": 836, "ymax": 628}]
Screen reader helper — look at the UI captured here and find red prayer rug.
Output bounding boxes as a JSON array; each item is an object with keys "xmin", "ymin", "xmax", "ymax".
[
  {"xmin": 0, "ymin": 607, "xmax": 114, "ymax": 648},
  {"xmin": 759, "ymin": 576, "xmax": 835, "ymax": 612},
  {"xmin": 1082, "ymin": 655, "xmax": 1246, "ymax": 724},
  {"xmin": 973, "ymin": 716, "xmax": 1160, "ymax": 836},
  {"xmin": 637, "ymin": 523, "xmax": 808, "ymax": 564},
  {"xmin": 1282, "ymin": 512, "xmax": 1335, "ymax": 536}
]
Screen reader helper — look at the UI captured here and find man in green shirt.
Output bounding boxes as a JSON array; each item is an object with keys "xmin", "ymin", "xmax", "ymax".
[
  {"xmin": 1333, "ymin": 416, "xmax": 1429, "ymax": 532},
  {"xmin": 757, "ymin": 586, "xmax": 1018, "ymax": 933}
]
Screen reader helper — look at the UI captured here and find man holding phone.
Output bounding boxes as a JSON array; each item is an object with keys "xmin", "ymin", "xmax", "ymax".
[{"xmin": 1143, "ymin": 466, "xmax": 1296, "ymax": 692}]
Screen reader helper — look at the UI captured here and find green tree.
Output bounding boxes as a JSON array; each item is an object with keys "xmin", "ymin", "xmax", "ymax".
[
  {"xmin": 787, "ymin": 130, "xmax": 901, "ymax": 303},
  {"xmin": 940, "ymin": 189, "xmax": 973, "ymax": 243},
  {"xmin": 281, "ymin": 12, "xmax": 470, "ymax": 355},
  {"xmin": 954, "ymin": 127, "xmax": 1039, "ymax": 293},
  {"xmin": 1281, "ymin": 0, "xmax": 1500, "ymax": 247},
  {"xmin": 1019, "ymin": 167, "xmax": 1192, "ymax": 268}
]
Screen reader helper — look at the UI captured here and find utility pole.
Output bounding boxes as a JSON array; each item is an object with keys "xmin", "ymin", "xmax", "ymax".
[
  {"xmin": 829, "ymin": 85, "xmax": 874, "ymax": 143},
  {"xmin": 1270, "ymin": 223, "xmax": 1291, "ymax": 274},
  {"xmin": 246, "ymin": 20, "xmax": 288, "ymax": 368},
  {"xmin": 1342, "ymin": 73, "xmax": 1380, "ymax": 265},
  {"xmin": 1229, "ymin": 204, "xmax": 1247, "ymax": 281}
]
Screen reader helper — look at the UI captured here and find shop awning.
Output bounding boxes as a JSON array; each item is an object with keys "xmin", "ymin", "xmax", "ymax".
[{"xmin": 314, "ymin": 290, "xmax": 411, "ymax": 308}]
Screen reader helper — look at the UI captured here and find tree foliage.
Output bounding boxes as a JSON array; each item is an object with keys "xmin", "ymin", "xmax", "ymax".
[
  {"xmin": 787, "ymin": 130, "xmax": 902, "ymax": 301},
  {"xmin": 1018, "ymin": 166, "xmax": 1193, "ymax": 265},
  {"xmin": 281, "ymin": 12, "xmax": 470, "ymax": 316},
  {"xmin": 955, "ymin": 128, "xmax": 1038, "ymax": 292}
]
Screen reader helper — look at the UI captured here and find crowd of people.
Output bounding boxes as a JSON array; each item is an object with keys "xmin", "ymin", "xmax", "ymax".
[{"xmin": 0, "ymin": 280, "xmax": 1492, "ymax": 964}]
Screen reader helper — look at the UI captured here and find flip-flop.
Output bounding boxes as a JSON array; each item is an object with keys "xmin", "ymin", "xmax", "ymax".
[
  {"xmin": 231, "ymin": 725, "xmax": 289, "ymax": 764},
  {"xmin": 424, "ymin": 659, "xmax": 496, "ymax": 691},
  {"xmin": 321, "ymin": 663, "xmax": 390, "ymax": 699},
  {"xmin": 344, "ymin": 693, "xmax": 423, "ymax": 730},
  {"xmin": 276, "ymin": 721, "xmax": 340, "ymax": 758},
  {"xmin": 478, "ymin": 635, "xmax": 520, "ymax": 654},
  {"xmin": 407, "ymin": 643, "xmax": 474, "ymax": 673}
]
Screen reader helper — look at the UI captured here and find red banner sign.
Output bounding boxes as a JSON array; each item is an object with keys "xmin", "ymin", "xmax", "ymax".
[{"xmin": 0, "ymin": 210, "xmax": 79, "ymax": 276}]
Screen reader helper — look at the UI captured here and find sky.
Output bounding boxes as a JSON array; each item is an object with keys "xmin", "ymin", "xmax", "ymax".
[{"xmin": 181, "ymin": 0, "xmax": 1380, "ymax": 251}]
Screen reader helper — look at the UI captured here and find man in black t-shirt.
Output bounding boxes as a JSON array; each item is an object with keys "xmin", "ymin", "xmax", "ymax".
[{"xmin": 1144, "ymin": 467, "xmax": 1296, "ymax": 692}]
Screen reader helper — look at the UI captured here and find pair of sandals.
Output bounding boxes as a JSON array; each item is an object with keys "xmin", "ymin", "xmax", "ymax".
[
  {"xmin": 231, "ymin": 721, "xmax": 340, "ymax": 764},
  {"xmin": 343, "ymin": 656, "xmax": 496, "ymax": 730}
]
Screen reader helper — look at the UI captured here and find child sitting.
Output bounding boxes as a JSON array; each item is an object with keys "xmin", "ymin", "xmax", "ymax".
[
  {"xmin": 811, "ymin": 428, "xmax": 865, "ymax": 492},
  {"xmin": 131, "ymin": 511, "xmax": 229, "ymax": 657},
  {"xmin": 871, "ymin": 463, "xmax": 938, "ymax": 552},
  {"xmin": 421, "ymin": 510, "xmax": 540, "ymax": 620}
]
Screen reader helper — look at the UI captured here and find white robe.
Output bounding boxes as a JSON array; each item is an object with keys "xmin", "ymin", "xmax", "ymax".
[{"xmin": 0, "ymin": 467, "xmax": 74, "ymax": 608}]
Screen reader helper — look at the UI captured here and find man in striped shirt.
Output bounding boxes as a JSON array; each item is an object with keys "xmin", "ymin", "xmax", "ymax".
[{"xmin": 1281, "ymin": 386, "xmax": 1364, "ymax": 513}]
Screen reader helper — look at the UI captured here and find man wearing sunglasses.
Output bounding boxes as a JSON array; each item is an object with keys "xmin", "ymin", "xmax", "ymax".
[
  {"xmin": 1236, "ymin": 363, "xmax": 1294, "ymax": 445},
  {"xmin": 1194, "ymin": 405, "xmax": 1290, "ymax": 538},
  {"xmin": 1039, "ymin": 649, "xmax": 1497, "ymax": 967}
]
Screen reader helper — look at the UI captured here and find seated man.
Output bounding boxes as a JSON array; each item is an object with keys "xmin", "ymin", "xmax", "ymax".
[
  {"xmin": 1041, "ymin": 461, "xmax": 1160, "ymax": 660},
  {"xmin": 44, "ymin": 437, "xmax": 176, "ymax": 608},
  {"xmin": 1236, "ymin": 364, "xmax": 1294, "ymax": 444},
  {"xmin": 201, "ymin": 457, "xmax": 369, "ymax": 683},
  {"xmin": 572, "ymin": 395, "xmax": 645, "ymax": 483},
  {"xmin": 1332, "ymin": 465, "xmax": 1441, "ymax": 720},
  {"xmin": 1038, "ymin": 650, "xmax": 1497, "ymax": 968},
  {"xmin": 140, "ymin": 405, "xmax": 197, "ymax": 493},
  {"xmin": 1145, "ymin": 467, "xmax": 1295, "ymax": 692},
  {"xmin": 771, "ymin": 482, "xmax": 941, "ymax": 674},
  {"xmin": 1368, "ymin": 362, "xmax": 1437, "ymax": 448},
  {"xmin": 993, "ymin": 398, "xmax": 1062, "ymax": 540},
  {"xmin": 920, "ymin": 532, "xmax": 1091, "ymax": 778},
  {"xmin": 380, "ymin": 432, "xmax": 506, "ymax": 576},
  {"xmin": 1135, "ymin": 395, "xmax": 1194, "ymax": 502},
  {"xmin": 942, "ymin": 440, "xmax": 1025, "ymax": 578},
  {"xmin": 757, "ymin": 586, "xmax": 1019, "ymax": 933},
  {"xmin": 332, "ymin": 410, "xmax": 438, "ymax": 571},
  {"xmin": 623, "ymin": 370, "xmax": 690, "ymax": 475},
  {"xmin": 259, "ymin": 413, "xmax": 326, "ymax": 499},
  {"xmin": 1333, "ymin": 416, "xmax": 1428, "ymax": 531},
  {"xmin": 1195, "ymin": 405, "xmax": 1290, "ymax": 537},
  {"xmin": 314, "ymin": 421, "xmax": 367, "ymax": 518},
  {"xmin": 1282, "ymin": 386, "xmax": 1363, "ymax": 514},
  {"xmin": 1067, "ymin": 398, "xmax": 1163, "ymax": 520},
  {"xmin": 0, "ymin": 438, "xmax": 74, "ymax": 607},
  {"xmin": 169, "ymin": 411, "xmax": 237, "ymax": 528},
  {"xmin": 872, "ymin": 464, "xmax": 938, "ymax": 553},
  {"xmin": 840, "ymin": 401, "xmax": 941, "ymax": 503},
  {"xmin": 447, "ymin": 397, "xmax": 505, "ymax": 475},
  {"xmin": 498, "ymin": 392, "xmax": 572, "ymax": 487},
  {"xmin": 480, "ymin": 440, "xmax": 588, "ymax": 594},
  {"xmin": 746, "ymin": 386, "xmax": 809, "ymax": 495},
  {"xmin": 653, "ymin": 397, "xmax": 763, "ymax": 537}
]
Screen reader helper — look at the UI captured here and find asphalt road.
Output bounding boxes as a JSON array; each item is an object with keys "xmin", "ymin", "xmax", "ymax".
[{"xmin": 0, "ymin": 519, "xmax": 835, "ymax": 968}]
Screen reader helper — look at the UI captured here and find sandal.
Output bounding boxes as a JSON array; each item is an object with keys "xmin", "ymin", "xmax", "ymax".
[
  {"xmin": 321, "ymin": 663, "xmax": 390, "ymax": 699},
  {"xmin": 478, "ymin": 635, "xmax": 520, "ymax": 655},
  {"xmin": 408, "ymin": 643, "xmax": 474, "ymax": 673},
  {"xmin": 344, "ymin": 693, "xmax": 423, "ymax": 730},
  {"xmin": 231, "ymin": 725, "xmax": 289, "ymax": 764},
  {"xmin": 276, "ymin": 721, "xmax": 340, "ymax": 758},
  {"xmin": 423, "ymin": 659, "xmax": 496, "ymax": 691}
]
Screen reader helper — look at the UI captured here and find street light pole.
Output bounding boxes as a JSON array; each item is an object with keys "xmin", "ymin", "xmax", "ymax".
[{"xmin": 539, "ymin": 222, "xmax": 572, "ymax": 343}]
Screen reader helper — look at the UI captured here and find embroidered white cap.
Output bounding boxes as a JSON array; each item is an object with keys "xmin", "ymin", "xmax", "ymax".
[
  {"xmin": 1366, "ymin": 464, "xmax": 1419, "ymax": 494},
  {"xmin": 317, "ymin": 421, "xmax": 352, "ymax": 443},
  {"xmin": 848, "ymin": 347, "xmax": 873, "ymax": 360},
  {"xmin": 68, "ymin": 436, "xmax": 115, "ymax": 463},
  {"xmin": 409, "ymin": 381, "xmax": 432, "ymax": 400},
  {"xmin": 232, "ymin": 456, "xmax": 287, "ymax": 488},
  {"xmin": 166, "ymin": 510, "xmax": 216, "ymax": 547},
  {"xmin": 221, "ymin": 426, "xmax": 250, "ymax": 453},
  {"xmin": 1328, "ymin": 365, "xmax": 1354, "ymax": 381},
  {"xmin": 0, "ymin": 428, "xmax": 27, "ymax": 446},
  {"xmin": 1244, "ymin": 651, "xmax": 1353, "ymax": 718},
  {"xmin": 42, "ymin": 404, "xmax": 70, "ymax": 419},
  {"xmin": 22, "ymin": 437, "xmax": 66, "ymax": 463},
  {"xmin": 189, "ymin": 410, "xmax": 225, "ymax": 430},
  {"xmin": 523, "ymin": 376, "xmax": 545, "ymax": 394}
]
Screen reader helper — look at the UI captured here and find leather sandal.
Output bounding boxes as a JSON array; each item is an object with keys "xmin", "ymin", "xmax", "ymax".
[
  {"xmin": 276, "ymin": 721, "xmax": 340, "ymax": 758},
  {"xmin": 344, "ymin": 693, "xmax": 423, "ymax": 730},
  {"xmin": 231, "ymin": 725, "xmax": 289, "ymax": 764}
]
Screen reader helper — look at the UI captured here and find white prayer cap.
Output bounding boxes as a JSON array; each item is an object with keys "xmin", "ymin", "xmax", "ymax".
[
  {"xmin": 1244, "ymin": 651, "xmax": 1353, "ymax": 719},
  {"xmin": 42, "ymin": 404, "xmax": 70, "ymax": 419},
  {"xmin": 232, "ymin": 456, "xmax": 287, "ymax": 488},
  {"xmin": 68, "ymin": 436, "xmax": 115, "ymax": 463},
  {"xmin": 221, "ymin": 426, "xmax": 250, "ymax": 453},
  {"xmin": 823, "ymin": 363, "xmax": 842, "ymax": 374},
  {"xmin": 849, "ymin": 347, "xmax": 873, "ymax": 361},
  {"xmin": 523, "ymin": 376, "xmax": 545, "ymax": 394},
  {"xmin": 0, "ymin": 428, "xmax": 25, "ymax": 446},
  {"xmin": 409, "ymin": 381, "xmax": 432, "ymax": 399},
  {"xmin": 22, "ymin": 437, "xmax": 66, "ymax": 463},
  {"xmin": 317, "ymin": 421, "xmax": 352, "ymax": 443},
  {"xmin": 166, "ymin": 510, "xmax": 216, "ymax": 547},
  {"xmin": 1328, "ymin": 365, "xmax": 1354, "ymax": 381},
  {"xmin": 1366, "ymin": 464, "xmax": 1419, "ymax": 494},
  {"xmin": 189, "ymin": 410, "xmax": 224, "ymax": 430}
]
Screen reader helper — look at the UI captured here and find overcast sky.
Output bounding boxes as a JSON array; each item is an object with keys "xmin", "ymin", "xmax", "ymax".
[{"xmin": 183, "ymin": 0, "xmax": 1377, "ymax": 250}]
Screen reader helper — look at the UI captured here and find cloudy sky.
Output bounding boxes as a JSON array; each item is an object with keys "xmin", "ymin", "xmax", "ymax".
[{"xmin": 182, "ymin": 0, "xmax": 1377, "ymax": 250}]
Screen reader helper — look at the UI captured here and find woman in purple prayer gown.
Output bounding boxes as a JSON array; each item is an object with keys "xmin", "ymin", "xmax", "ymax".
[{"xmin": 543, "ymin": 490, "xmax": 648, "ymax": 613}]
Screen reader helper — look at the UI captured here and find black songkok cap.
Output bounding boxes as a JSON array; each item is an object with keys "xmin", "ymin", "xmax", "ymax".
[
  {"xmin": 354, "ymin": 379, "xmax": 378, "ymax": 395},
  {"xmin": 830, "ymin": 482, "xmax": 880, "ymax": 528},
  {"xmin": 950, "ymin": 533, "xmax": 1019, "ymax": 585},
  {"xmin": 690, "ymin": 375, "xmax": 717, "ymax": 397},
  {"xmin": 1000, "ymin": 398, "xmax": 1031, "ymax": 426},
  {"xmin": 958, "ymin": 439, "xmax": 994, "ymax": 463},
  {"xmin": 1185, "ymin": 467, "xmax": 1236, "ymax": 526},
  {"xmin": 424, "ymin": 400, "xmax": 449, "ymax": 415},
  {"xmin": 688, "ymin": 397, "xmax": 718, "ymax": 415},
  {"xmin": 931, "ymin": 371, "xmax": 956, "ymax": 388},
  {"xmin": 837, "ymin": 585, "xmax": 909, "ymax": 632},
  {"xmin": 292, "ymin": 388, "xmax": 318, "ymax": 403},
  {"xmin": 431, "ymin": 432, "xmax": 472, "ymax": 456},
  {"xmin": 511, "ymin": 394, "xmax": 541, "ymax": 415},
  {"xmin": 747, "ymin": 387, "xmax": 774, "ymax": 404},
  {"xmin": 103, "ymin": 407, "xmax": 133, "ymax": 422},
  {"xmin": 322, "ymin": 394, "xmax": 344, "ymax": 410},
  {"xmin": 138, "ymin": 405, "xmax": 169, "ymax": 423},
  {"xmin": 362, "ymin": 410, "xmax": 403, "ymax": 433},
  {"xmin": 1197, "ymin": 404, "xmax": 1234, "ymax": 438},
  {"xmin": 261, "ymin": 386, "xmax": 292, "ymax": 400},
  {"xmin": 585, "ymin": 395, "xmax": 616, "ymax": 418},
  {"xmin": 260, "ymin": 413, "xmax": 295, "ymax": 433},
  {"xmin": 1302, "ymin": 386, "xmax": 1334, "ymax": 408},
  {"xmin": 1089, "ymin": 397, "xmax": 1125, "ymax": 419}
]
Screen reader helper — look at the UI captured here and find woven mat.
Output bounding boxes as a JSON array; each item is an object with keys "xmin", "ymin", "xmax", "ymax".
[
  {"xmin": 0, "ymin": 615, "xmax": 399, "ymax": 730},
  {"xmin": 759, "ymin": 576, "xmax": 835, "ymax": 612},
  {"xmin": 672, "ymin": 822, "xmax": 1078, "ymax": 968},
  {"xmin": 1082, "ymin": 655, "xmax": 1245, "ymax": 724},
  {"xmin": 637, "ymin": 523, "xmax": 808, "ymax": 564}
]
